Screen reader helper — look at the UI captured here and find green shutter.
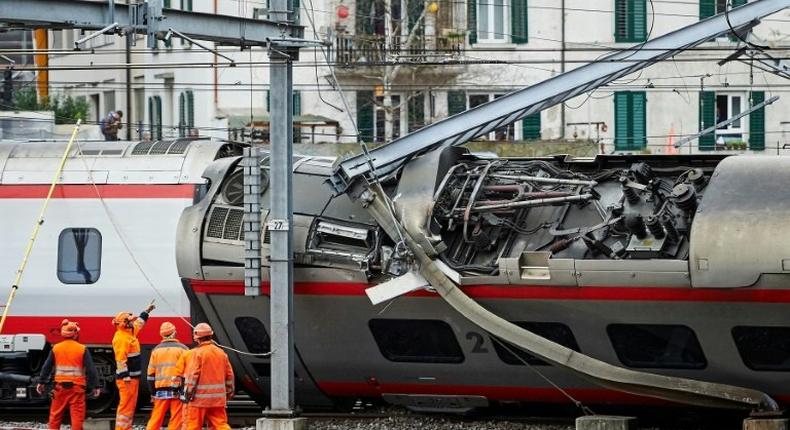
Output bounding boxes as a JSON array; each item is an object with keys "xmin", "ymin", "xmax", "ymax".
[
  {"xmin": 447, "ymin": 91, "xmax": 466, "ymax": 116},
  {"xmin": 356, "ymin": 91, "xmax": 375, "ymax": 143},
  {"xmin": 148, "ymin": 97, "xmax": 153, "ymax": 139},
  {"xmin": 266, "ymin": 91, "xmax": 270, "ymax": 112},
  {"xmin": 521, "ymin": 113, "xmax": 541, "ymax": 140},
  {"xmin": 356, "ymin": 0, "xmax": 374, "ymax": 34},
  {"xmin": 178, "ymin": 93, "xmax": 186, "ymax": 137},
  {"xmin": 408, "ymin": 0, "xmax": 425, "ymax": 35},
  {"xmin": 698, "ymin": 91, "xmax": 715, "ymax": 151},
  {"xmin": 511, "ymin": 0, "xmax": 528, "ymax": 44},
  {"xmin": 467, "ymin": 0, "xmax": 477, "ymax": 44},
  {"xmin": 749, "ymin": 91, "xmax": 765, "ymax": 151},
  {"xmin": 289, "ymin": 0, "xmax": 300, "ymax": 25},
  {"xmin": 408, "ymin": 93, "xmax": 425, "ymax": 132},
  {"xmin": 614, "ymin": 92, "xmax": 629, "ymax": 150},
  {"xmin": 631, "ymin": 0, "xmax": 646, "ymax": 42},
  {"xmin": 293, "ymin": 91, "xmax": 301, "ymax": 116},
  {"xmin": 732, "ymin": 0, "xmax": 747, "ymax": 7},
  {"xmin": 164, "ymin": 0, "xmax": 171, "ymax": 7},
  {"xmin": 186, "ymin": 90, "xmax": 195, "ymax": 128},
  {"xmin": 631, "ymin": 91, "xmax": 646, "ymax": 149},
  {"xmin": 699, "ymin": 0, "xmax": 715, "ymax": 19},
  {"xmin": 615, "ymin": 0, "xmax": 626, "ymax": 42}
]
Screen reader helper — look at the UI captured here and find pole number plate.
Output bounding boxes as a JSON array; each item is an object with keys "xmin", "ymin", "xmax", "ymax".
[{"xmin": 267, "ymin": 219, "xmax": 290, "ymax": 231}]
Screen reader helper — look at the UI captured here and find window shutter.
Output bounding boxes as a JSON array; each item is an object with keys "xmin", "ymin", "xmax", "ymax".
[
  {"xmin": 178, "ymin": 93, "xmax": 186, "ymax": 137},
  {"xmin": 749, "ymin": 91, "xmax": 765, "ymax": 151},
  {"xmin": 467, "ymin": 0, "xmax": 477, "ymax": 44},
  {"xmin": 266, "ymin": 91, "xmax": 271, "ymax": 112},
  {"xmin": 521, "ymin": 113, "xmax": 541, "ymax": 140},
  {"xmin": 148, "ymin": 97, "xmax": 153, "ymax": 139},
  {"xmin": 289, "ymin": 0, "xmax": 300, "ymax": 25},
  {"xmin": 356, "ymin": 0, "xmax": 374, "ymax": 34},
  {"xmin": 631, "ymin": 0, "xmax": 647, "ymax": 42},
  {"xmin": 732, "ymin": 0, "xmax": 747, "ymax": 7},
  {"xmin": 511, "ymin": 0, "xmax": 528, "ymax": 44},
  {"xmin": 293, "ymin": 91, "xmax": 301, "ymax": 116},
  {"xmin": 186, "ymin": 90, "xmax": 195, "ymax": 128},
  {"xmin": 164, "ymin": 0, "xmax": 171, "ymax": 7},
  {"xmin": 408, "ymin": 93, "xmax": 425, "ymax": 132},
  {"xmin": 614, "ymin": 92, "xmax": 629, "ymax": 150},
  {"xmin": 615, "ymin": 0, "xmax": 627, "ymax": 42},
  {"xmin": 698, "ymin": 91, "xmax": 715, "ymax": 151},
  {"xmin": 631, "ymin": 91, "xmax": 647, "ymax": 149},
  {"xmin": 356, "ymin": 91, "xmax": 375, "ymax": 143},
  {"xmin": 408, "ymin": 0, "xmax": 425, "ymax": 36},
  {"xmin": 447, "ymin": 91, "xmax": 467, "ymax": 116},
  {"xmin": 699, "ymin": 0, "xmax": 715, "ymax": 19}
]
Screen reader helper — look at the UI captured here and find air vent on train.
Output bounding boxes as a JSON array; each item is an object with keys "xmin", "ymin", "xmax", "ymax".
[
  {"xmin": 130, "ymin": 139, "xmax": 194, "ymax": 156},
  {"xmin": 205, "ymin": 205, "xmax": 244, "ymax": 242}
]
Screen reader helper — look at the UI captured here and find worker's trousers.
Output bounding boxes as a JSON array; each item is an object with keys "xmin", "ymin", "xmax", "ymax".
[
  {"xmin": 115, "ymin": 378, "xmax": 140, "ymax": 430},
  {"xmin": 146, "ymin": 398, "xmax": 183, "ymax": 430},
  {"xmin": 184, "ymin": 406, "xmax": 230, "ymax": 430},
  {"xmin": 48, "ymin": 383, "xmax": 86, "ymax": 430}
]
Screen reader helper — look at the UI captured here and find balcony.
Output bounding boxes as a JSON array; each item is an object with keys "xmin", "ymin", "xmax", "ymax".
[{"xmin": 332, "ymin": 32, "xmax": 465, "ymax": 70}]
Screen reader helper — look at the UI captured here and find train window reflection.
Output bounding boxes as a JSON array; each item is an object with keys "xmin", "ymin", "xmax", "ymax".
[
  {"xmin": 57, "ymin": 228, "xmax": 102, "ymax": 284},
  {"xmin": 235, "ymin": 317, "xmax": 270, "ymax": 354},
  {"xmin": 607, "ymin": 324, "xmax": 707, "ymax": 369},
  {"xmin": 492, "ymin": 322, "xmax": 580, "ymax": 366},
  {"xmin": 369, "ymin": 319, "xmax": 464, "ymax": 364},
  {"xmin": 732, "ymin": 326, "xmax": 790, "ymax": 371}
]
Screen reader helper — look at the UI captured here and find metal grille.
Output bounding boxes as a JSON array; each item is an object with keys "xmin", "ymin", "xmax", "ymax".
[
  {"xmin": 223, "ymin": 208, "xmax": 244, "ymax": 240},
  {"xmin": 149, "ymin": 140, "xmax": 172, "ymax": 155},
  {"xmin": 206, "ymin": 207, "xmax": 229, "ymax": 239},
  {"xmin": 168, "ymin": 139, "xmax": 191, "ymax": 154},
  {"xmin": 131, "ymin": 141, "xmax": 155, "ymax": 155}
]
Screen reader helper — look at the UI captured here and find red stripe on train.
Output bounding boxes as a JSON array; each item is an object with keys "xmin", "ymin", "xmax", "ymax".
[
  {"xmin": 189, "ymin": 279, "xmax": 790, "ymax": 303},
  {"xmin": 1, "ymin": 316, "xmax": 192, "ymax": 345},
  {"xmin": 0, "ymin": 184, "xmax": 195, "ymax": 199}
]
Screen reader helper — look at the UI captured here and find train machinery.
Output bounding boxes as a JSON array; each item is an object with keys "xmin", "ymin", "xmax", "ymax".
[
  {"xmin": 0, "ymin": 137, "xmax": 242, "ymax": 411},
  {"xmin": 175, "ymin": 0, "xmax": 790, "ymax": 415}
]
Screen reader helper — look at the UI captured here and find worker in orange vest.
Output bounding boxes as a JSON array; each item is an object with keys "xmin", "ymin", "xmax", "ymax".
[
  {"xmin": 182, "ymin": 323, "xmax": 234, "ymax": 430},
  {"xmin": 146, "ymin": 322, "xmax": 188, "ymax": 430},
  {"xmin": 112, "ymin": 302, "xmax": 156, "ymax": 430},
  {"xmin": 172, "ymin": 341, "xmax": 195, "ymax": 430},
  {"xmin": 36, "ymin": 320, "xmax": 100, "ymax": 430}
]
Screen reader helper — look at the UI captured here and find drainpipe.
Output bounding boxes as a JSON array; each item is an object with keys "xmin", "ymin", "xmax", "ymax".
[
  {"xmin": 559, "ymin": 0, "xmax": 565, "ymax": 139},
  {"xmin": 126, "ymin": 32, "xmax": 132, "ymax": 140},
  {"xmin": 33, "ymin": 29, "xmax": 48, "ymax": 101}
]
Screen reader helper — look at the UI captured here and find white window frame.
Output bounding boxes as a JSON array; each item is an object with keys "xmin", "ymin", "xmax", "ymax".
[
  {"xmin": 715, "ymin": 92, "xmax": 747, "ymax": 140},
  {"xmin": 477, "ymin": 0, "xmax": 510, "ymax": 43}
]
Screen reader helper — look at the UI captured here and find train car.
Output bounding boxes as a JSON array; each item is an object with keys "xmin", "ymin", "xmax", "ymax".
[
  {"xmin": 0, "ymin": 138, "xmax": 240, "ymax": 411},
  {"xmin": 176, "ymin": 150, "xmax": 790, "ymax": 413}
]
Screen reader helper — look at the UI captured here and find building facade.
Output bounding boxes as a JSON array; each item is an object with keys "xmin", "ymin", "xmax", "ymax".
[{"xmin": 45, "ymin": 0, "xmax": 790, "ymax": 153}]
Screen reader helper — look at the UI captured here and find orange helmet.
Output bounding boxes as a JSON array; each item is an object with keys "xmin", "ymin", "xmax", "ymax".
[
  {"xmin": 60, "ymin": 319, "xmax": 80, "ymax": 339},
  {"xmin": 112, "ymin": 311, "xmax": 136, "ymax": 326},
  {"xmin": 193, "ymin": 322, "xmax": 214, "ymax": 338},
  {"xmin": 160, "ymin": 322, "xmax": 176, "ymax": 338}
]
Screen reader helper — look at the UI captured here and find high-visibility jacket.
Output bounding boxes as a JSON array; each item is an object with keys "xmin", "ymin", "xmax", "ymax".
[
  {"xmin": 112, "ymin": 313, "xmax": 148, "ymax": 379},
  {"xmin": 52, "ymin": 339, "xmax": 87, "ymax": 386},
  {"xmin": 39, "ymin": 340, "xmax": 99, "ymax": 390},
  {"xmin": 147, "ymin": 339, "xmax": 188, "ymax": 394},
  {"xmin": 183, "ymin": 342, "xmax": 234, "ymax": 408}
]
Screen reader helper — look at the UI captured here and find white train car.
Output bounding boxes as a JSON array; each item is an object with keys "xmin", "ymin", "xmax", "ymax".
[{"xmin": 0, "ymin": 138, "xmax": 240, "ymax": 410}]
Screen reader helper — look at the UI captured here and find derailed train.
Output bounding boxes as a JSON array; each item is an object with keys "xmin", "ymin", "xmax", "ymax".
[{"xmin": 176, "ymin": 149, "xmax": 790, "ymax": 412}]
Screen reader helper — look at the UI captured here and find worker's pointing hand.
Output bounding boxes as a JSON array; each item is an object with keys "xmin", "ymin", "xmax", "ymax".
[{"xmin": 145, "ymin": 300, "xmax": 156, "ymax": 314}]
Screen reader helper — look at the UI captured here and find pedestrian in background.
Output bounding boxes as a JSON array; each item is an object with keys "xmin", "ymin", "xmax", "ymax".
[
  {"xmin": 112, "ymin": 302, "xmax": 156, "ymax": 430},
  {"xmin": 146, "ymin": 322, "xmax": 188, "ymax": 430},
  {"xmin": 37, "ymin": 320, "xmax": 100, "ymax": 430},
  {"xmin": 100, "ymin": 110, "xmax": 123, "ymax": 140},
  {"xmin": 182, "ymin": 323, "xmax": 234, "ymax": 430}
]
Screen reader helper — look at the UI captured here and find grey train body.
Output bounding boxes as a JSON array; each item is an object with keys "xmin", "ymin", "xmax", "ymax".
[{"xmin": 176, "ymin": 151, "xmax": 790, "ymax": 411}]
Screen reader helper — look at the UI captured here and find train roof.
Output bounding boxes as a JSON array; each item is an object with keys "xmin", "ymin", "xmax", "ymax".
[{"xmin": 0, "ymin": 138, "xmax": 236, "ymax": 185}]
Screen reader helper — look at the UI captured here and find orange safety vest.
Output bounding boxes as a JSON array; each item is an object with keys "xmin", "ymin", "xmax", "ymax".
[
  {"xmin": 112, "ymin": 319, "xmax": 145, "ymax": 379},
  {"xmin": 147, "ymin": 339, "xmax": 187, "ymax": 390},
  {"xmin": 52, "ymin": 339, "xmax": 87, "ymax": 386},
  {"xmin": 183, "ymin": 343, "xmax": 234, "ymax": 408}
]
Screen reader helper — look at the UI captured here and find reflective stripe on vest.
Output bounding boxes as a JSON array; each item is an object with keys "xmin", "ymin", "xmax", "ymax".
[{"xmin": 52, "ymin": 340, "xmax": 86, "ymax": 386}]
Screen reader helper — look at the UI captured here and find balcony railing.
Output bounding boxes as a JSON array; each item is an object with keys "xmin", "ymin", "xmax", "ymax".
[{"xmin": 332, "ymin": 33, "xmax": 464, "ymax": 68}]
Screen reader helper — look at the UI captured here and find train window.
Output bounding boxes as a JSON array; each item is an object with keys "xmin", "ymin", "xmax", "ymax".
[
  {"xmin": 57, "ymin": 228, "xmax": 102, "ymax": 284},
  {"xmin": 607, "ymin": 324, "xmax": 707, "ymax": 369},
  {"xmin": 234, "ymin": 317, "xmax": 270, "ymax": 354},
  {"xmin": 732, "ymin": 326, "xmax": 790, "ymax": 371},
  {"xmin": 369, "ymin": 319, "xmax": 464, "ymax": 364},
  {"xmin": 492, "ymin": 322, "xmax": 580, "ymax": 366}
]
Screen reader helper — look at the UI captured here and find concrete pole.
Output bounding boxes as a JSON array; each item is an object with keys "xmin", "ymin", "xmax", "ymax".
[{"xmin": 267, "ymin": 0, "xmax": 295, "ymax": 410}]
